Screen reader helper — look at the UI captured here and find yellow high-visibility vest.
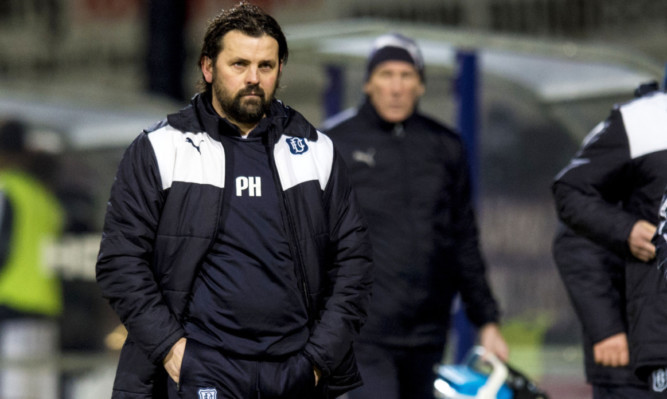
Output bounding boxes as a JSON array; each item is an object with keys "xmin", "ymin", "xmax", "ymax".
[{"xmin": 0, "ymin": 169, "xmax": 64, "ymax": 316}]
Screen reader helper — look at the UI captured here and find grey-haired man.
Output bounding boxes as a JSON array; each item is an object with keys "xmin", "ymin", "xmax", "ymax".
[{"xmin": 322, "ymin": 33, "xmax": 508, "ymax": 399}]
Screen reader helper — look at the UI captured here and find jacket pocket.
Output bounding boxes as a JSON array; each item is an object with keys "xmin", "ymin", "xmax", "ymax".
[
  {"xmin": 326, "ymin": 346, "xmax": 363, "ymax": 399},
  {"xmin": 112, "ymin": 338, "xmax": 168, "ymax": 398}
]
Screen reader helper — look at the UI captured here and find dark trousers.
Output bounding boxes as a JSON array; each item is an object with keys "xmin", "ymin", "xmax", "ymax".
[
  {"xmin": 347, "ymin": 342, "xmax": 444, "ymax": 399},
  {"xmin": 166, "ymin": 339, "xmax": 318, "ymax": 399}
]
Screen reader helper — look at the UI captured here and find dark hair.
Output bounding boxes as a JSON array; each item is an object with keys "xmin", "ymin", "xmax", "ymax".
[{"xmin": 197, "ymin": 1, "xmax": 288, "ymax": 93}]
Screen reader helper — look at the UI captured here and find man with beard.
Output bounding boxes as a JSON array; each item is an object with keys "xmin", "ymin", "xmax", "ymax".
[{"xmin": 95, "ymin": 3, "xmax": 374, "ymax": 399}]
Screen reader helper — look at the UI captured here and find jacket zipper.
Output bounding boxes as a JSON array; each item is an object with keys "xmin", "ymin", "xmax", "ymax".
[{"xmin": 266, "ymin": 132, "xmax": 313, "ymax": 324}]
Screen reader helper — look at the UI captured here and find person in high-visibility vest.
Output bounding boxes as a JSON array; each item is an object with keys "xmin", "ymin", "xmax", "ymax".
[{"xmin": 0, "ymin": 118, "xmax": 64, "ymax": 399}]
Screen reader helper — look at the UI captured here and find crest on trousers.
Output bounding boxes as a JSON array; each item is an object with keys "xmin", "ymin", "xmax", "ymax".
[
  {"xmin": 653, "ymin": 369, "xmax": 667, "ymax": 392},
  {"xmin": 198, "ymin": 388, "xmax": 217, "ymax": 399},
  {"xmin": 286, "ymin": 137, "xmax": 309, "ymax": 155}
]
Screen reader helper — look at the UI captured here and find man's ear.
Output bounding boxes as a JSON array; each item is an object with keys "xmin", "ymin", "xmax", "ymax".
[
  {"xmin": 201, "ymin": 56, "xmax": 214, "ymax": 84},
  {"xmin": 362, "ymin": 81, "xmax": 371, "ymax": 96},
  {"xmin": 417, "ymin": 81, "xmax": 426, "ymax": 97}
]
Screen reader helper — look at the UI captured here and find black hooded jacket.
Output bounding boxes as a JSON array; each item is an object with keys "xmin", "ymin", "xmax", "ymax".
[
  {"xmin": 553, "ymin": 90, "xmax": 667, "ymax": 380},
  {"xmin": 96, "ymin": 93, "xmax": 374, "ymax": 398}
]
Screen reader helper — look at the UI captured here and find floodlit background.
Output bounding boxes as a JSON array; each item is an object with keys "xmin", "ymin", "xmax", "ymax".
[{"xmin": 1, "ymin": 1, "xmax": 666, "ymax": 398}]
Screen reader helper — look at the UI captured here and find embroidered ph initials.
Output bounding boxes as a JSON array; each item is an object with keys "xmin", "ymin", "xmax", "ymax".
[{"xmin": 236, "ymin": 176, "xmax": 262, "ymax": 197}]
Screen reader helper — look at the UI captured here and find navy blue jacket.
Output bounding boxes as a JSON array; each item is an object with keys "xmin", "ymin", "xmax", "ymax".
[
  {"xmin": 553, "ymin": 90, "xmax": 667, "ymax": 380},
  {"xmin": 96, "ymin": 93, "xmax": 374, "ymax": 398},
  {"xmin": 323, "ymin": 100, "xmax": 499, "ymax": 348}
]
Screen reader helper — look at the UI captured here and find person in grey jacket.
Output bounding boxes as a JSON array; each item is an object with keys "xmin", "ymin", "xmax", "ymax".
[
  {"xmin": 95, "ymin": 3, "xmax": 373, "ymax": 398},
  {"xmin": 322, "ymin": 33, "xmax": 508, "ymax": 399}
]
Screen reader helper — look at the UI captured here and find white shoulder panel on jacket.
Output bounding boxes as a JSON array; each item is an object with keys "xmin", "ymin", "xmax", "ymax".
[
  {"xmin": 147, "ymin": 126, "xmax": 226, "ymax": 190},
  {"xmin": 621, "ymin": 92, "xmax": 667, "ymax": 159},
  {"xmin": 274, "ymin": 131, "xmax": 334, "ymax": 191}
]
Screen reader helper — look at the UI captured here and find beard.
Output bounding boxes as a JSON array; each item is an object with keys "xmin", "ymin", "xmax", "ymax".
[{"xmin": 212, "ymin": 73, "xmax": 277, "ymax": 126}]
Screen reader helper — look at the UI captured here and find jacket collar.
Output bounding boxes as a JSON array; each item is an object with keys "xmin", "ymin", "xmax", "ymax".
[
  {"xmin": 167, "ymin": 92, "xmax": 318, "ymax": 142},
  {"xmin": 359, "ymin": 97, "xmax": 417, "ymax": 133}
]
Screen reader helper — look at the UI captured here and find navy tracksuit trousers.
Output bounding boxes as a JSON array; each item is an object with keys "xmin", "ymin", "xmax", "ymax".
[{"xmin": 166, "ymin": 339, "xmax": 319, "ymax": 399}]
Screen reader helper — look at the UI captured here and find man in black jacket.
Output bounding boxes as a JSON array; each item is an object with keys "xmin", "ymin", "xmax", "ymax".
[
  {"xmin": 553, "ymin": 223, "xmax": 650, "ymax": 397},
  {"xmin": 95, "ymin": 3, "xmax": 373, "ymax": 398},
  {"xmin": 322, "ymin": 33, "xmax": 508, "ymax": 399},
  {"xmin": 553, "ymin": 84, "xmax": 667, "ymax": 397}
]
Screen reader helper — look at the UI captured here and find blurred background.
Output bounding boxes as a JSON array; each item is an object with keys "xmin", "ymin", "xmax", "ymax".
[{"xmin": 1, "ymin": 0, "xmax": 666, "ymax": 397}]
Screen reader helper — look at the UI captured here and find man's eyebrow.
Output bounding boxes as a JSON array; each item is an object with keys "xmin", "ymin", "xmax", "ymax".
[
  {"xmin": 228, "ymin": 56, "xmax": 249, "ymax": 63},
  {"xmin": 226, "ymin": 57, "xmax": 276, "ymax": 66}
]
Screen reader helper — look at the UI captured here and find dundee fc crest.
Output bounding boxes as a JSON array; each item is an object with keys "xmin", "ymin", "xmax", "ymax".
[
  {"xmin": 198, "ymin": 388, "xmax": 217, "ymax": 399},
  {"xmin": 286, "ymin": 137, "xmax": 309, "ymax": 154},
  {"xmin": 653, "ymin": 369, "xmax": 667, "ymax": 393}
]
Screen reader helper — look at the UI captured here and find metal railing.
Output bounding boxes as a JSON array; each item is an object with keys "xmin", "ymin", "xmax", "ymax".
[{"xmin": 339, "ymin": 0, "xmax": 667, "ymax": 38}]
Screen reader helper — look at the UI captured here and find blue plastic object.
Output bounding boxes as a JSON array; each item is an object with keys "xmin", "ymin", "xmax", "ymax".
[
  {"xmin": 434, "ymin": 362, "xmax": 514, "ymax": 399},
  {"xmin": 433, "ymin": 346, "xmax": 548, "ymax": 399}
]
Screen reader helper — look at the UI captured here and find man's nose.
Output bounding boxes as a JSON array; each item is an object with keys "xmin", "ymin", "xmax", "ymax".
[
  {"xmin": 389, "ymin": 77, "xmax": 404, "ymax": 93},
  {"xmin": 246, "ymin": 66, "xmax": 259, "ymax": 85}
]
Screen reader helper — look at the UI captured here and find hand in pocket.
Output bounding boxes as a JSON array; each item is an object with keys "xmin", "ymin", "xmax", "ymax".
[{"xmin": 163, "ymin": 337, "xmax": 188, "ymax": 383}]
